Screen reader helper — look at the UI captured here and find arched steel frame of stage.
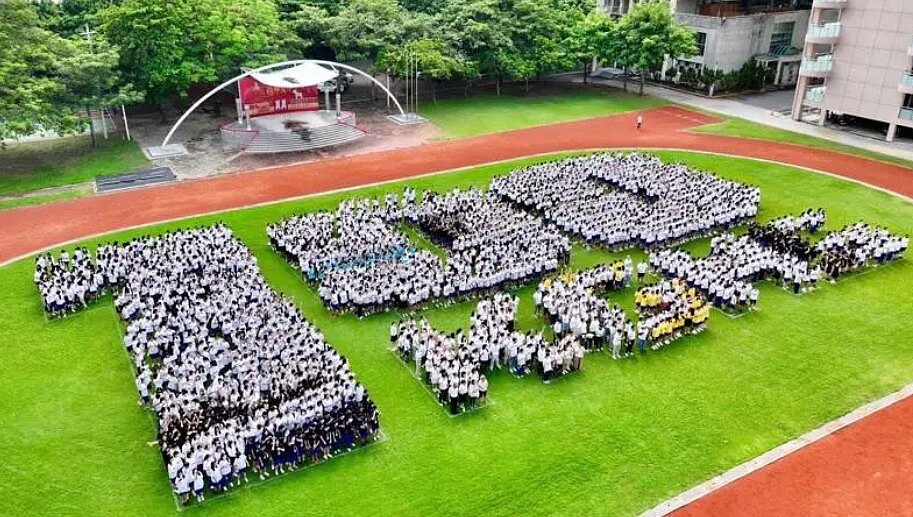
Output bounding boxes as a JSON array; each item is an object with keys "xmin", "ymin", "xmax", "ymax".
[{"xmin": 160, "ymin": 60, "xmax": 406, "ymax": 148}]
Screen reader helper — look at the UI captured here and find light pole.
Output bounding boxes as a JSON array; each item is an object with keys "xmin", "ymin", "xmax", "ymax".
[{"xmin": 79, "ymin": 24, "xmax": 101, "ymax": 146}]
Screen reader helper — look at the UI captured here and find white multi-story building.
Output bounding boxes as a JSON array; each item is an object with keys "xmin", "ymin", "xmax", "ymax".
[
  {"xmin": 673, "ymin": 1, "xmax": 811, "ymax": 86},
  {"xmin": 791, "ymin": 0, "xmax": 913, "ymax": 141},
  {"xmin": 598, "ymin": 0, "xmax": 813, "ymax": 87}
]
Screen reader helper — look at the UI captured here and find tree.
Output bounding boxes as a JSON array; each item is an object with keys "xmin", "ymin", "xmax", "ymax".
[
  {"xmin": 100, "ymin": 0, "xmax": 287, "ymax": 119},
  {"xmin": 326, "ymin": 0, "xmax": 405, "ymax": 63},
  {"xmin": 57, "ymin": 35, "xmax": 143, "ymax": 146},
  {"xmin": 276, "ymin": 0, "xmax": 343, "ymax": 17},
  {"xmin": 377, "ymin": 37, "xmax": 467, "ymax": 103},
  {"xmin": 605, "ymin": 18, "xmax": 634, "ymax": 92},
  {"xmin": 285, "ymin": 3, "xmax": 331, "ymax": 58},
  {"xmin": 436, "ymin": 0, "xmax": 514, "ymax": 95},
  {"xmin": 437, "ymin": 0, "xmax": 588, "ymax": 95},
  {"xmin": 43, "ymin": 0, "xmax": 121, "ymax": 37},
  {"xmin": 326, "ymin": 0, "xmax": 431, "ymax": 102},
  {"xmin": 0, "ymin": 1, "xmax": 82, "ymax": 141},
  {"xmin": 398, "ymin": 0, "xmax": 447, "ymax": 15},
  {"xmin": 564, "ymin": 11, "xmax": 614, "ymax": 84},
  {"xmin": 615, "ymin": 0, "xmax": 697, "ymax": 95},
  {"xmin": 511, "ymin": 0, "xmax": 567, "ymax": 87}
]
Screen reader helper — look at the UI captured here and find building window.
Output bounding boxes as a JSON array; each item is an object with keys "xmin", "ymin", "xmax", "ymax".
[
  {"xmin": 695, "ymin": 32, "xmax": 707, "ymax": 57},
  {"xmin": 770, "ymin": 22, "xmax": 795, "ymax": 53}
]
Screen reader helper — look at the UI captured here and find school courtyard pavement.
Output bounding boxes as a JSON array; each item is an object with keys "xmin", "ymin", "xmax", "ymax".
[{"xmin": 564, "ymin": 70, "xmax": 913, "ymax": 164}]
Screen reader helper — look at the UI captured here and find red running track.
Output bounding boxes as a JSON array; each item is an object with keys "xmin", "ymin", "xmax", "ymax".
[
  {"xmin": 1, "ymin": 106, "xmax": 912, "ymax": 266},
  {"xmin": 673, "ymin": 394, "xmax": 913, "ymax": 516}
]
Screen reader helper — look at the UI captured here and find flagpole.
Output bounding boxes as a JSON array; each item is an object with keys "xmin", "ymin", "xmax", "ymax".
[
  {"xmin": 405, "ymin": 54, "xmax": 412, "ymax": 113},
  {"xmin": 121, "ymin": 104, "xmax": 131, "ymax": 141}
]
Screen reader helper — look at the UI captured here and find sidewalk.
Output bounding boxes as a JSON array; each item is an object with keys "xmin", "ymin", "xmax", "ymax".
[{"xmin": 562, "ymin": 70, "xmax": 913, "ymax": 164}]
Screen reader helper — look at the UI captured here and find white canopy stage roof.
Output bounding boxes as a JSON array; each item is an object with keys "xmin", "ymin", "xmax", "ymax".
[
  {"xmin": 155, "ymin": 59, "xmax": 416, "ymax": 152},
  {"xmin": 249, "ymin": 62, "xmax": 338, "ymax": 88}
]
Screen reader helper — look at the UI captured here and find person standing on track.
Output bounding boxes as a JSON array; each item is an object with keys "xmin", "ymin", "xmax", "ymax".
[{"xmin": 636, "ymin": 113, "xmax": 644, "ymax": 130}]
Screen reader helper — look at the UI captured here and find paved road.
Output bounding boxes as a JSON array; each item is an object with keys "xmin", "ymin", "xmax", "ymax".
[
  {"xmin": 731, "ymin": 89, "xmax": 795, "ymax": 111},
  {"xmin": 568, "ymin": 70, "xmax": 913, "ymax": 163}
]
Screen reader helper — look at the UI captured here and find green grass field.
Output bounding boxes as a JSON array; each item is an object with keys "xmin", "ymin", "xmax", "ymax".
[
  {"xmin": 2, "ymin": 151, "xmax": 913, "ymax": 516},
  {"xmin": 421, "ymin": 89, "xmax": 665, "ymax": 138},
  {"xmin": 691, "ymin": 116, "xmax": 913, "ymax": 170},
  {"xmin": 0, "ymin": 136, "xmax": 149, "ymax": 197},
  {"xmin": 0, "ymin": 188, "xmax": 90, "ymax": 211}
]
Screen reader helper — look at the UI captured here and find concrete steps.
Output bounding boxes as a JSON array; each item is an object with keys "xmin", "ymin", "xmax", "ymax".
[
  {"xmin": 95, "ymin": 167, "xmax": 177, "ymax": 193},
  {"xmin": 243, "ymin": 123, "xmax": 366, "ymax": 154}
]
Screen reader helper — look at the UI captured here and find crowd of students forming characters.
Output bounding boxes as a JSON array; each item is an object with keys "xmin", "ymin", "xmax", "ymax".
[
  {"xmin": 634, "ymin": 278, "xmax": 710, "ymax": 349},
  {"xmin": 35, "ymin": 246, "xmax": 108, "ymax": 317},
  {"xmin": 391, "ymin": 292, "xmax": 595, "ymax": 415},
  {"xmin": 650, "ymin": 211, "xmax": 907, "ymax": 311},
  {"xmin": 815, "ymin": 223, "xmax": 908, "ymax": 278},
  {"xmin": 389, "ymin": 259, "xmax": 716, "ymax": 414},
  {"xmin": 261, "ymin": 151, "xmax": 907, "ymax": 404},
  {"xmin": 267, "ymin": 153, "xmax": 765, "ymax": 317},
  {"xmin": 490, "ymin": 153, "xmax": 760, "ymax": 250},
  {"xmin": 34, "ymin": 225, "xmax": 379, "ymax": 504},
  {"xmin": 392, "ymin": 295, "xmax": 515, "ymax": 414},
  {"xmin": 394, "ymin": 290, "xmax": 618, "ymax": 414},
  {"xmin": 380, "ymin": 213, "xmax": 907, "ymax": 417},
  {"xmin": 33, "ymin": 152, "xmax": 911, "ymax": 475},
  {"xmin": 269, "ymin": 187, "xmax": 570, "ymax": 315},
  {"xmin": 536, "ymin": 267, "xmax": 632, "ymax": 359}
]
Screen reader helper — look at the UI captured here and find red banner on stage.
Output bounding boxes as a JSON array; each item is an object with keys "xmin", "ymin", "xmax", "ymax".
[{"xmin": 239, "ymin": 76, "xmax": 320, "ymax": 117}]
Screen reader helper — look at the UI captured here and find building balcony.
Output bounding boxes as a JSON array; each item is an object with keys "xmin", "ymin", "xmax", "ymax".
[
  {"xmin": 598, "ymin": 0, "xmax": 632, "ymax": 17},
  {"xmin": 800, "ymin": 56, "xmax": 834, "ymax": 78},
  {"xmin": 804, "ymin": 86, "xmax": 826, "ymax": 105},
  {"xmin": 812, "ymin": 0, "xmax": 847, "ymax": 8},
  {"xmin": 805, "ymin": 23, "xmax": 841, "ymax": 44},
  {"xmin": 900, "ymin": 107, "xmax": 913, "ymax": 122},
  {"xmin": 899, "ymin": 73, "xmax": 913, "ymax": 95},
  {"xmin": 695, "ymin": 3, "xmax": 805, "ymax": 17}
]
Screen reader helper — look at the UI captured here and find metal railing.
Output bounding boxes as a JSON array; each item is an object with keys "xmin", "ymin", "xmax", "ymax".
[
  {"xmin": 805, "ymin": 86, "xmax": 826, "ymax": 103},
  {"xmin": 801, "ymin": 56, "xmax": 834, "ymax": 74},
  {"xmin": 806, "ymin": 23, "xmax": 841, "ymax": 39},
  {"xmin": 901, "ymin": 73, "xmax": 913, "ymax": 88}
]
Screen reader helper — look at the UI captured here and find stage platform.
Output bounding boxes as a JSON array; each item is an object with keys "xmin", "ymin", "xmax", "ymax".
[{"xmin": 221, "ymin": 110, "xmax": 366, "ymax": 154}]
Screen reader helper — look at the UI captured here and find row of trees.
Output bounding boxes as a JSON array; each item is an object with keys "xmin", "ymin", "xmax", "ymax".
[
  {"xmin": 1, "ymin": 1, "xmax": 140, "ymax": 142},
  {"xmin": 1, "ymin": 0, "xmax": 696, "ymax": 142}
]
